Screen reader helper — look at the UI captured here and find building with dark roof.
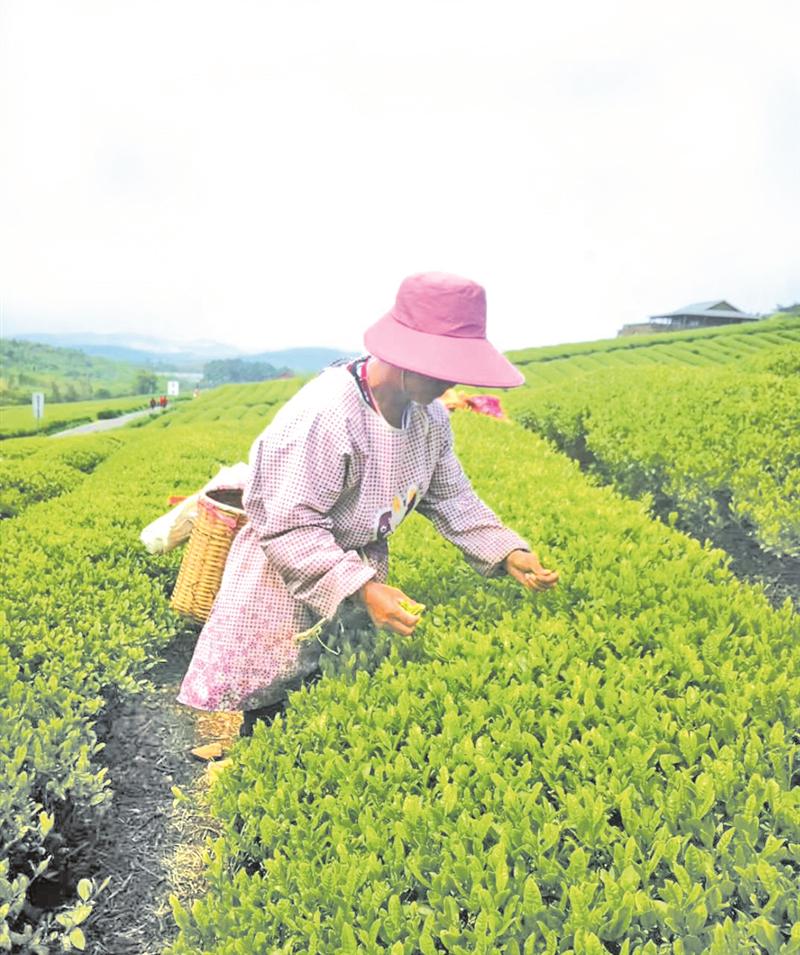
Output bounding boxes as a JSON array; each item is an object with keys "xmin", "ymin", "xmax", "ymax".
[{"xmin": 618, "ymin": 300, "xmax": 758, "ymax": 336}]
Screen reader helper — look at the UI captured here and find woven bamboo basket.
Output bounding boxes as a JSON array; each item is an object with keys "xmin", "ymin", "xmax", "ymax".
[{"xmin": 170, "ymin": 487, "xmax": 248, "ymax": 623}]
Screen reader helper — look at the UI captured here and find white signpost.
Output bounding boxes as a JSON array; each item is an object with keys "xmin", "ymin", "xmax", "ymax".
[
  {"xmin": 32, "ymin": 392, "xmax": 45, "ymax": 421},
  {"xmin": 167, "ymin": 380, "xmax": 180, "ymax": 397}
]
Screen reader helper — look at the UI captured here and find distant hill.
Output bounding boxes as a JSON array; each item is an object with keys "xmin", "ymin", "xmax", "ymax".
[
  {"xmin": 246, "ymin": 347, "xmax": 356, "ymax": 371},
  {"xmin": 201, "ymin": 358, "xmax": 292, "ymax": 387},
  {"xmin": 16, "ymin": 332, "xmax": 240, "ymax": 371},
  {"xmin": 54, "ymin": 344, "xmax": 210, "ymax": 370},
  {"xmin": 12, "ymin": 332, "xmax": 356, "ymax": 374},
  {"xmin": 0, "ymin": 339, "xmax": 167, "ymax": 404}
]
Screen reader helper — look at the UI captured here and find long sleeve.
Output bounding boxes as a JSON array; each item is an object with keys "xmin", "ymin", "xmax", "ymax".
[
  {"xmin": 416, "ymin": 409, "xmax": 529, "ymax": 576},
  {"xmin": 243, "ymin": 407, "xmax": 375, "ymax": 620}
]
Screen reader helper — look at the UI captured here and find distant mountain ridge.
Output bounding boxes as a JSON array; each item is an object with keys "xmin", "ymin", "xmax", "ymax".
[
  {"xmin": 16, "ymin": 331, "xmax": 237, "ymax": 355},
  {"xmin": 12, "ymin": 332, "xmax": 356, "ymax": 372},
  {"xmin": 246, "ymin": 347, "xmax": 358, "ymax": 371}
]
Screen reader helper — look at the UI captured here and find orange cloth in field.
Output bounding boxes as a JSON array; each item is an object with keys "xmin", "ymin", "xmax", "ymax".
[{"xmin": 440, "ymin": 389, "xmax": 507, "ymax": 420}]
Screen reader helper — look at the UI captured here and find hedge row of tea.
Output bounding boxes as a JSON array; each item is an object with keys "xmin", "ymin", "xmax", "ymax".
[
  {"xmin": 4, "ymin": 369, "xmax": 798, "ymax": 951},
  {"xmin": 505, "ymin": 315, "xmax": 800, "ymax": 387},
  {"xmin": 505, "ymin": 358, "xmax": 800, "ymax": 559},
  {"xmin": 168, "ymin": 412, "xmax": 800, "ymax": 954},
  {"xmin": 0, "ymin": 380, "xmax": 300, "ymax": 950},
  {"xmin": 0, "ymin": 433, "xmax": 126, "ymax": 518}
]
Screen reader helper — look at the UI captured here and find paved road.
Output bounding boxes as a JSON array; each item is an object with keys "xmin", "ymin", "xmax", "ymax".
[{"xmin": 50, "ymin": 407, "xmax": 166, "ymax": 438}]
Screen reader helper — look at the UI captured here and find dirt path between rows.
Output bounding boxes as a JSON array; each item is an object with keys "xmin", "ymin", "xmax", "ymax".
[
  {"xmin": 528, "ymin": 428, "xmax": 800, "ymax": 612},
  {"xmin": 50, "ymin": 408, "xmax": 165, "ymax": 438},
  {"xmin": 81, "ymin": 632, "xmax": 240, "ymax": 955}
]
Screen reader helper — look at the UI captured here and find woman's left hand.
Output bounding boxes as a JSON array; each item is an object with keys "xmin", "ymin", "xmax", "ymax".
[{"xmin": 504, "ymin": 549, "xmax": 559, "ymax": 592}]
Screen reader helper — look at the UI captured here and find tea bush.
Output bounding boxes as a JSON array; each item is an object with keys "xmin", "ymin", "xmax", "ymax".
[
  {"xmin": 168, "ymin": 412, "xmax": 800, "ymax": 954},
  {"xmin": 0, "ymin": 379, "xmax": 300, "ymax": 949},
  {"xmin": 507, "ymin": 364, "xmax": 800, "ymax": 557},
  {"xmin": 0, "ymin": 434, "xmax": 122, "ymax": 517}
]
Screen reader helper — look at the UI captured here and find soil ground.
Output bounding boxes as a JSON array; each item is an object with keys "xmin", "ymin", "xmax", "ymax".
[
  {"xmin": 688, "ymin": 509, "xmax": 800, "ymax": 611},
  {"xmin": 80, "ymin": 631, "xmax": 241, "ymax": 955},
  {"xmin": 50, "ymin": 407, "xmax": 166, "ymax": 438},
  {"xmin": 643, "ymin": 485, "xmax": 799, "ymax": 612}
]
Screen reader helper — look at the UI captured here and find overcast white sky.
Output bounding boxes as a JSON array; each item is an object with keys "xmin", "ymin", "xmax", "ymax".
[{"xmin": 1, "ymin": 0, "xmax": 798, "ymax": 353}]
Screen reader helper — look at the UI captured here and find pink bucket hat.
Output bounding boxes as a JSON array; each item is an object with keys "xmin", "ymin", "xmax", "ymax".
[{"xmin": 364, "ymin": 272, "xmax": 524, "ymax": 388}]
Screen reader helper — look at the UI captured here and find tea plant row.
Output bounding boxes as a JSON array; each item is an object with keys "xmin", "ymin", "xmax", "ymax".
[
  {"xmin": 0, "ymin": 434, "xmax": 124, "ymax": 519},
  {"xmin": 168, "ymin": 411, "xmax": 800, "ymax": 955},
  {"xmin": 505, "ymin": 314, "xmax": 800, "ymax": 387},
  {"xmin": 0, "ymin": 380, "xmax": 299, "ymax": 950},
  {"xmin": 4, "ymin": 371, "xmax": 798, "ymax": 952},
  {"xmin": 506, "ymin": 360, "xmax": 800, "ymax": 558}
]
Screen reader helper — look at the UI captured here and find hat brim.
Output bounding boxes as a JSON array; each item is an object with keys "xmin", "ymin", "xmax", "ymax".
[{"xmin": 364, "ymin": 312, "xmax": 525, "ymax": 388}]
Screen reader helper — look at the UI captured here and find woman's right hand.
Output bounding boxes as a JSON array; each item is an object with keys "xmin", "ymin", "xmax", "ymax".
[{"xmin": 358, "ymin": 580, "xmax": 422, "ymax": 636}]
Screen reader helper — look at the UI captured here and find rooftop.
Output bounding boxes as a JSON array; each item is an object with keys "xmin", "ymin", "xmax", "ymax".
[{"xmin": 650, "ymin": 300, "xmax": 757, "ymax": 321}]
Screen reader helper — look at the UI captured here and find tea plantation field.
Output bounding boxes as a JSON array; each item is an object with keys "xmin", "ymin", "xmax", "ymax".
[
  {"xmin": 1, "ymin": 328, "xmax": 798, "ymax": 953},
  {"xmin": 503, "ymin": 320, "xmax": 800, "ymax": 573},
  {"xmin": 505, "ymin": 313, "xmax": 800, "ymax": 386}
]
